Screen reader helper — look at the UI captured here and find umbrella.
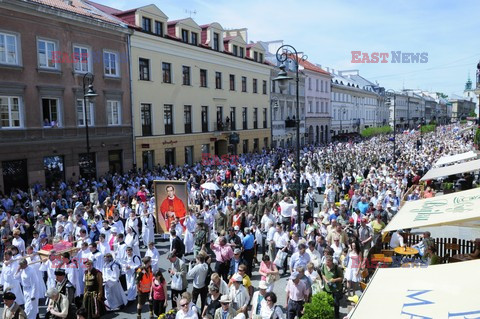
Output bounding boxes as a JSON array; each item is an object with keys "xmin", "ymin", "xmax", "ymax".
[{"xmin": 201, "ymin": 182, "xmax": 220, "ymax": 191}]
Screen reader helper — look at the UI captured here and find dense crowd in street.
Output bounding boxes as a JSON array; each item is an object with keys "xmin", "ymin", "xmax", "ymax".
[{"xmin": 0, "ymin": 124, "xmax": 475, "ymax": 319}]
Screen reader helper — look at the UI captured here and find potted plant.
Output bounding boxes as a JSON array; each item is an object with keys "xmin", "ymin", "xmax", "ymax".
[{"xmin": 302, "ymin": 291, "xmax": 335, "ymax": 319}]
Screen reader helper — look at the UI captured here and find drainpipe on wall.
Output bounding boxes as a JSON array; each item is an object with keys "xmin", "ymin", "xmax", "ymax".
[{"xmin": 126, "ymin": 33, "xmax": 136, "ymax": 171}]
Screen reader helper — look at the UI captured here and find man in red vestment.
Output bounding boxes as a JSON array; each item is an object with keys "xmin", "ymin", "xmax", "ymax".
[{"xmin": 160, "ymin": 185, "xmax": 186, "ymax": 231}]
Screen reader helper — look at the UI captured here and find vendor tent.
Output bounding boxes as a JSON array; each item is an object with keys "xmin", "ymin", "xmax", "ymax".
[
  {"xmin": 433, "ymin": 150, "xmax": 477, "ymax": 167},
  {"xmin": 420, "ymin": 158, "xmax": 480, "ymax": 181},
  {"xmin": 383, "ymin": 188, "xmax": 480, "ymax": 233},
  {"xmin": 350, "ymin": 260, "xmax": 480, "ymax": 319}
]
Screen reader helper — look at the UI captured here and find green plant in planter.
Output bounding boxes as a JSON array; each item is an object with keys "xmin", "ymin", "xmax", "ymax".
[
  {"xmin": 443, "ymin": 182, "xmax": 454, "ymax": 190},
  {"xmin": 302, "ymin": 291, "xmax": 335, "ymax": 319}
]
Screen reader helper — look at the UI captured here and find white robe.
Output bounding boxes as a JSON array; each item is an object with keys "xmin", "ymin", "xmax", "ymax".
[
  {"xmin": 125, "ymin": 233, "xmax": 141, "ymax": 258},
  {"xmin": 39, "ymin": 259, "xmax": 56, "ymax": 290},
  {"xmin": 61, "ymin": 261, "xmax": 81, "ymax": 297},
  {"xmin": 14, "ymin": 266, "xmax": 39, "ymax": 319},
  {"xmin": 184, "ymin": 215, "xmax": 196, "ymax": 254},
  {"xmin": 145, "ymin": 248, "xmax": 160, "ymax": 273},
  {"xmin": 27, "ymin": 255, "xmax": 47, "ymax": 299},
  {"xmin": 103, "ymin": 261, "xmax": 127, "ymax": 309},
  {"xmin": 98, "ymin": 240, "xmax": 111, "ymax": 255},
  {"xmin": 123, "ymin": 255, "xmax": 141, "ymax": 301},
  {"xmin": 0, "ymin": 260, "xmax": 25, "ymax": 305},
  {"xmin": 141, "ymin": 214, "xmax": 155, "ymax": 247}
]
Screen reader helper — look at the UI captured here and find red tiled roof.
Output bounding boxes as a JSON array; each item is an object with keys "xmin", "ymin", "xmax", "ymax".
[
  {"xmin": 167, "ymin": 18, "xmax": 188, "ymax": 26},
  {"xmin": 200, "ymin": 24, "xmax": 210, "ymax": 29},
  {"xmin": 298, "ymin": 59, "xmax": 330, "ymax": 76},
  {"xmin": 223, "ymin": 36, "xmax": 235, "ymax": 42},
  {"xmin": 31, "ymin": 0, "xmax": 125, "ymax": 25},
  {"xmin": 85, "ymin": 0, "xmax": 122, "ymax": 15}
]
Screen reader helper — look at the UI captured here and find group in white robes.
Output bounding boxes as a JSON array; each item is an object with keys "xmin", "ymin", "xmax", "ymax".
[{"xmin": 103, "ymin": 258, "xmax": 127, "ymax": 310}]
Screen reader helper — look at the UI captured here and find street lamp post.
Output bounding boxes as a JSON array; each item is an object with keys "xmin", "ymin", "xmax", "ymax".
[
  {"xmin": 272, "ymin": 44, "xmax": 306, "ymax": 233},
  {"xmin": 386, "ymin": 89, "xmax": 397, "ymax": 162},
  {"xmin": 339, "ymin": 106, "xmax": 346, "ymax": 135},
  {"xmin": 82, "ymin": 73, "xmax": 98, "ymax": 178}
]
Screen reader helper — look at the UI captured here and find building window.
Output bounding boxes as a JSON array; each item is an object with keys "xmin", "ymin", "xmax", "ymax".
[
  {"xmin": 213, "ymin": 32, "xmax": 219, "ymax": 51},
  {"xmin": 201, "ymin": 106, "xmax": 208, "ymax": 132},
  {"xmin": 182, "ymin": 66, "xmax": 191, "ymax": 85},
  {"xmin": 200, "ymin": 69, "xmax": 207, "ymax": 87},
  {"xmin": 73, "ymin": 45, "xmax": 90, "ymax": 73},
  {"xmin": 241, "ymin": 77, "xmax": 247, "ymax": 92},
  {"xmin": 242, "ymin": 107, "xmax": 247, "ymax": 129},
  {"xmin": 233, "ymin": 45, "xmax": 238, "ymax": 56},
  {"xmin": 76, "ymin": 99, "xmax": 94, "ymax": 126},
  {"xmin": 308, "ymin": 78, "xmax": 312, "ymax": 90},
  {"xmin": 229, "ymin": 74, "xmax": 235, "ymax": 91},
  {"xmin": 316, "ymin": 101, "xmax": 320, "ymax": 113},
  {"xmin": 259, "ymin": 53, "xmax": 263, "ymax": 63},
  {"xmin": 141, "ymin": 103, "xmax": 152, "ymax": 136},
  {"xmin": 239, "ymin": 47, "xmax": 244, "ymax": 58},
  {"xmin": 262, "ymin": 80, "xmax": 267, "ymax": 95},
  {"xmin": 253, "ymin": 79, "xmax": 258, "ymax": 93},
  {"xmin": 181, "ymin": 29, "xmax": 189, "ymax": 43},
  {"xmin": 139, "ymin": 58, "xmax": 150, "ymax": 81},
  {"xmin": 191, "ymin": 32, "xmax": 198, "ymax": 45},
  {"xmin": 185, "ymin": 146, "xmax": 193, "ymax": 166},
  {"xmin": 0, "ymin": 32, "xmax": 19, "ymax": 65},
  {"xmin": 308, "ymin": 101, "xmax": 312, "ymax": 113},
  {"xmin": 230, "ymin": 107, "xmax": 236, "ymax": 130},
  {"xmin": 263, "ymin": 108, "xmax": 267, "ymax": 128},
  {"xmin": 253, "ymin": 108, "xmax": 258, "ymax": 129},
  {"xmin": 142, "ymin": 17, "xmax": 152, "ymax": 32},
  {"xmin": 272, "ymin": 80, "xmax": 276, "ymax": 93},
  {"xmin": 164, "ymin": 104, "xmax": 173, "ymax": 135},
  {"xmin": 316, "ymin": 79, "xmax": 319, "ymax": 91},
  {"xmin": 184, "ymin": 105, "xmax": 192, "ymax": 134},
  {"xmin": 37, "ymin": 39, "xmax": 57, "ymax": 69},
  {"xmin": 103, "ymin": 51, "xmax": 119, "ymax": 77},
  {"xmin": 42, "ymin": 98, "xmax": 60, "ymax": 127},
  {"xmin": 154, "ymin": 21, "xmax": 163, "ymax": 36},
  {"xmin": 0, "ymin": 96, "xmax": 22, "ymax": 128},
  {"xmin": 254, "ymin": 51, "xmax": 258, "ymax": 61},
  {"xmin": 253, "ymin": 138, "xmax": 259, "ymax": 152},
  {"xmin": 44, "ymin": 155, "xmax": 65, "ymax": 187},
  {"xmin": 165, "ymin": 148, "xmax": 175, "ymax": 166},
  {"xmin": 201, "ymin": 144, "xmax": 209, "ymax": 154},
  {"xmin": 242, "ymin": 139, "xmax": 249, "ymax": 153},
  {"xmin": 215, "ymin": 72, "xmax": 222, "ymax": 89},
  {"xmin": 162, "ymin": 62, "xmax": 171, "ymax": 83},
  {"xmin": 107, "ymin": 100, "xmax": 121, "ymax": 125}
]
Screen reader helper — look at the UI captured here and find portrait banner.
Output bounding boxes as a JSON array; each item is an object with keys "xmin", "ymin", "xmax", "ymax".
[{"xmin": 154, "ymin": 180, "xmax": 188, "ymax": 234}]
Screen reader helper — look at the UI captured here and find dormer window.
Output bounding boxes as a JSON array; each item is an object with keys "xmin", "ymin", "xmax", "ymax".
[
  {"xmin": 154, "ymin": 21, "xmax": 163, "ymax": 36},
  {"xmin": 254, "ymin": 51, "xmax": 258, "ymax": 61},
  {"xmin": 259, "ymin": 53, "xmax": 263, "ymax": 63},
  {"xmin": 182, "ymin": 29, "xmax": 189, "ymax": 43},
  {"xmin": 191, "ymin": 32, "xmax": 198, "ymax": 45},
  {"xmin": 142, "ymin": 17, "xmax": 152, "ymax": 32},
  {"xmin": 213, "ymin": 32, "xmax": 219, "ymax": 51},
  {"xmin": 233, "ymin": 45, "xmax": 238, "ymax": 56},
  {"xmin": 239, "ymin": 47, "xmax": 244, "ymax": 58}
]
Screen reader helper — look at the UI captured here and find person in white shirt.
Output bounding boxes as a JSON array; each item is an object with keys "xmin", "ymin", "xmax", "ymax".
[
  {"xmin": 390, "ymin": 229, "xmax": 405, "ymax": 249},
  {"xmin": 271, "ymin": 224, "xmax": 289, "ymax": 275},
  {"xmin": 123, "ymin": 247, "xmax": 141, "ymax": 301},
  {"xmin": 145, "ymin": 241, "xmax": 160, "ymax": 273},
  {"xmin": 279, "ymin": 197, "xmax": 296, "ymax": 231},
  {"xmin": 187, "ymin": 254, "xmax": 209, "ymax": 310},
  {"xmin": 12, "ymin": 230, "xmax": 25, "ymax": 256}
]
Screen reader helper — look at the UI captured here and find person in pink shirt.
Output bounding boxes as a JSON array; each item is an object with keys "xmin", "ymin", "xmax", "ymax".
[
  {"xmin": 258, "ymin": 255, "xmax": 279, "ymax": 292},
  {"xmin": 210, "ymin": 236, "xmax": 234, "ymax": 281}
]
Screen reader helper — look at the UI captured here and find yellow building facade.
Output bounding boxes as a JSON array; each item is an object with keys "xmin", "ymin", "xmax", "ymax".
[{"xmin": 124, "ymin": 5, "xmax": 271, "ymax": 169}]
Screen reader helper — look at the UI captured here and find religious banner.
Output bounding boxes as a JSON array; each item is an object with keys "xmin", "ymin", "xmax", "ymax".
[{"xmin": 154, "ymin": 180, "xmax": 188, "ymax": 234}]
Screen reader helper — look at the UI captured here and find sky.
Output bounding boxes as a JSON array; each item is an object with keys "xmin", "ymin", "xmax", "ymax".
[{"xmin": 95, "ymin": 0, "xmax": 480, "ymax": 97}]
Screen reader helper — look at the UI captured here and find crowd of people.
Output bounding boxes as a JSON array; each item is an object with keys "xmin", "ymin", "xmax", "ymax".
[{"xmin": 0, "ymin": 124, "xmax": 476, "ymax": 319}]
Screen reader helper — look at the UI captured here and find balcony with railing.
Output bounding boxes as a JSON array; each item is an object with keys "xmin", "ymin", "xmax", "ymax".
[
  {"xmin": 285, "ymin": 118, "xmax": 296, "ymax": 128},
  {"xmin": 213, "ymin": 121, "xmax": 234, "ymax": 131}
]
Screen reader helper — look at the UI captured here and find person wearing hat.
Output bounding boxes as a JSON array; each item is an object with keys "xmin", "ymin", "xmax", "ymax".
[
  {"xmin": 227, "ymin": 274, "xmax": 249, "ymax": 315},
  {"xmin": 251, "ymin": 281, "xmax": 268, "ymax": 319},
  {"xmin": 285, "ymin": 271, "xmax": 309, "ymax": 319},
  {"xmin": 213, "ymin": 295, "xmax": 243, "ymax": 319},
  {"xmin": 2, "ymin": 291, "xmax": 27, "ymax": 319},
  {"xmin": 54, "ymin": 268, "xmax": 75, "ymax": 305}
]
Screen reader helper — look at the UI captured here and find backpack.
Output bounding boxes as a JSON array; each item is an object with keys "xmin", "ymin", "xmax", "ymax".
[{"xmin": 204, "ymin": 263, "xmax": 213, "ymax": 287}]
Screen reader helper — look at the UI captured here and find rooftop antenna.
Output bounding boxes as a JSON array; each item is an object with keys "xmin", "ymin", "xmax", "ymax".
[{"xmin": 185, "ymin": 9, "xmax": 197, "ymax": 18}]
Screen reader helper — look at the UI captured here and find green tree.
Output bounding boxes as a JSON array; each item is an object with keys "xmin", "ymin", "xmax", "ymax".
[
  {"xmin": 302, "ymin": 292, "xmax": 335, "ymax": 319},
  {"xmin": 469, "ymin": 110, "xmax": 477, "ymax": 117}
]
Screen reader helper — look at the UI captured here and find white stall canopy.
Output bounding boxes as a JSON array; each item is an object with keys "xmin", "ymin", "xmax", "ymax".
[
  {"xmin": 421, "ymin": 159, "xmax": 480, "ymax": 181},
  {"xmin": 350, "ymin": 260, "xmax": 480, "ymax": 319},
  {"xmin": 433, "ymin": 151, "xmax": 477, "ymax": 167},
  {"xmin": 384, "ymin": 188, "xmax": 480, "ymax": 233}
]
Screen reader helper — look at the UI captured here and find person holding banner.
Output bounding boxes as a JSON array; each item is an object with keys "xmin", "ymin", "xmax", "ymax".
[{"xmin": 160, "ymin": 185, "xmax": 187, "ymax": 231}]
